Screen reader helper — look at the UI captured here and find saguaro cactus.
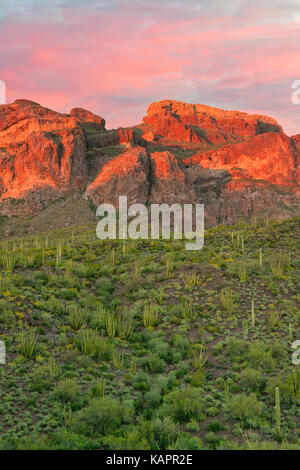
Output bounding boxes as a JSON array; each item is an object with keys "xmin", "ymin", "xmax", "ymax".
[{"xmin": 275, "ymin": 386, "xmax": 281, "ymax": 433}]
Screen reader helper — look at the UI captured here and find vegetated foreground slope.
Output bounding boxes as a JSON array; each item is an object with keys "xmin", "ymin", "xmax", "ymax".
[
  {"xmin": 0, "ymin": 217, "xmax": 299, "ymax": 450},
  {"xmin": 0, "ymin": 98, "xmax": 300, "ymax": 236}
]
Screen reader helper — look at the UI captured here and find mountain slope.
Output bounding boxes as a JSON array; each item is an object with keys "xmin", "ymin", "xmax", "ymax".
[{"xmin": 0, "ymin": 98, "xmax": 299, "ymax": 232}]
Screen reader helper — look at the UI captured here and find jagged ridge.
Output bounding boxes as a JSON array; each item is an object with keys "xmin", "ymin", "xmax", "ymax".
[{"xmin": 0, "ymin": 98, "xmax": 299, "ymax": 226}]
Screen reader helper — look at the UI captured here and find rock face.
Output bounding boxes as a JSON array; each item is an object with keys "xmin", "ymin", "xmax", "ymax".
[
  {"xmin": 184, "ymin": 132, "xmax": 297, "ymax": 186},
  {"xmin": 85, "ymin": 146, "xmax": 150, "ymax": 207},
  {"xmin": 143, "ymin": 99, "xmax": 282, "ymax": 145},
  {"xmin": 0, "ymin": 98, "xmax": 299, "ymax": 226},
  {"xmin": 291, "ymin": 135, "xmax": 300, "ymax": 185},
  {"xmin": 86, "ymin": 148, "xmax": 196, "ymax": 207},
  {"xmin": 149, "ymin": 151, "xmax": 196, "ymax": 204},
  {"xmin": 0, "ymin": 100, "xmax": 88, "ymax": 216},
  {"xmin": 70, "ymin": 107, "xmax": 106, "ymax": 130}
]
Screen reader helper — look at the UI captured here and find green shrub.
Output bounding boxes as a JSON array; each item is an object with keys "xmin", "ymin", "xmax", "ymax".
[
  {"xmin": 206, "ymin": 420, "xmax": 224, "ymax": 432},
  {"xmin": 224, "ymin": 393, "xmax": 264, "ymax": 423},
  {"xmin": 43, "ymin": 296, "xmax": 66, "ymax": 316},
  {"xmin": 171, "ymin": 335, "xmax": 189, "ymax": 358},
  {"xmin": 160, "ymin": 387, "xmax": 203, "ymax": 423},
  {"xmin": 247, "ymin": 341, "xmax": 276, "ymax": 370},
  {"xmin": 148, "ymin": 353, "xmax": 166, "ymax": 373},
  {"xmin": 186, "ymin": 420, "xmax": 200, "ymax": 432},
  {"xmin": 72, "ymin": 397, "xmax": 132, "ymax": 436},
  {"xmin": 239, "ymin": 368, "xmax": 264, "ymax": 392},
  {"xmin": 0, "ymin": 309, "xmax": 15, "ymax": 328},
  {"xmin": 31, "ymin": 365, "xmax": 54, "ymax": 392},
  {"xmin": 266, "ymin": 370, "xmax": 300, "ymax": 404},
  {"xmin": 172, "ymin": 433, "xmax": 203, "ymax": 450},
  {"xmin": 205, "ymin": 432, "xmax": 223, "ymax": 448},
  {"xmin": 54, "ymin": 379, "xmax": 80, "ymax": 404},
  {"xmin": 149, "ymin": 337, "xmax": 171, "ymax": 362},
  {"xmin": 144, "ymin": 387, "xmax": 162, "ymax": 410},
  {"xmin": 152, "ymin": 417, "xmax": 179, "ymax": 449},
  {"xmin": 133, "ymin": 371, "xmax": 151, "ymax": 391},
  {"xmin": 226, "ymin": 337, "xmax": 248, "ymax": 358}
]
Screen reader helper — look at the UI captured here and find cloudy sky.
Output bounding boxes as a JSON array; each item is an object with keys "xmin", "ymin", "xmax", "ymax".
[{"xmin": 0, "ymin": 0, "xmax": 300, "ymax": 134}]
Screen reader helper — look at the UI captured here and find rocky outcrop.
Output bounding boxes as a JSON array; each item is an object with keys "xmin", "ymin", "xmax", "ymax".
[
  {"xmin": 184, "ymin": 132, "xmax": 297, "ymax": 186},
  {"xmin": 85, "ymin": 146, "xmax": 150, "ymax": 207},
  {"xmin": 149, "ymin": 151, "xmax": 196, "ymax": 204},
  {"xmin": 142, "ymin": 99, "xmax": 282, "ymax": 145},
  {"xmin": 84, "ymin": 127, "xmax": 143, "ymax": 149},
  {"xmin": 86, "ymin": 148, "xmax": 197, "ymax": 207},
  {"xmin": 187, "ymin": 166, "xmax": 232, "ymax": 192},
  {"xmin": 0, "ymin": 100, "xmax": 88, "ymax": 216},
  {"xmin": 203, "ymin": 181, "xmax": 300, "ymax": 226},
  {"xmin": 291, "ymin": 134, "xmax": 300, "ymax": 185},
  {"xmin": 70, "ymin": 107, "xmax": 106, "ymax": 130}
]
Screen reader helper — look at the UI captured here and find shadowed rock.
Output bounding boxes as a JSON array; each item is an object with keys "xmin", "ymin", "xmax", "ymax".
[{"xmin": 85, "ymin": 146, "xmax": 150, "ymax": 207}]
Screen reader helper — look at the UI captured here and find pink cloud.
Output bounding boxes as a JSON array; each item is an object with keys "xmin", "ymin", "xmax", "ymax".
[{"xmin": 0, "ymin": 1, "xmax": 299, "ymax": 135}]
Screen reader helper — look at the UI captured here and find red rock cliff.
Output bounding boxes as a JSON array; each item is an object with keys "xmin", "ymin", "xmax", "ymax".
[
  {"xmin": 143, "ymin": 99, "xmax": 282, "ymax": 145},
  {"xmin": 0, "ymin": 98, "xmax": 299, "ymax": 224}
]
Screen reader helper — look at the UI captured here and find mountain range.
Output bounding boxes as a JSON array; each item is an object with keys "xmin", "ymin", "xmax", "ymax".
[{"xmin": 0, "ymin": 98, "xmax": 299, "ymax": 234}]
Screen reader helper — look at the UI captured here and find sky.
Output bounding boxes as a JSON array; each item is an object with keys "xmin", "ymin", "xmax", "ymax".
[{"xmin": 0, "ymin": 0, "xmax": 300, "ymax": 134}]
